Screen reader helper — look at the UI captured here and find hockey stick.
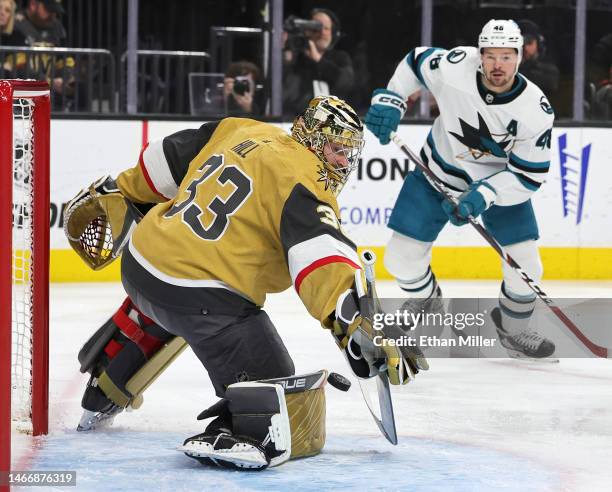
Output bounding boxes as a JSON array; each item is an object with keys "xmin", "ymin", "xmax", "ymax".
[
  {"xmin": 390, "ymin": 132, "xmax": 610, "ymax": 359},
  {"xmin": 358, "ymin": 250, "xmax": 398, "ymax": 445}
]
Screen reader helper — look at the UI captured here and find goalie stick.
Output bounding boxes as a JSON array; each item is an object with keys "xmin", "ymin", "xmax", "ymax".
[
  {"xmin": 357, "ymin": 250, "xmax": 398, "ymax": 445},
  {"xmin": 391, "ymin": 132, "xmax": 610, "ymax": 359}
]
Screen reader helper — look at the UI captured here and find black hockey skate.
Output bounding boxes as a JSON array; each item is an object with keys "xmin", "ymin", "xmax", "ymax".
[
  {"xmin": 400, "ymin": 286, "xmax": 445, "ymax": 339},
  {"xmin": 181, "ymin": 432, "xmax": 270, "ymax": 470},
  {"xmin": 491, "ymin": 307, "xmax": 556, "ymax": 360}
]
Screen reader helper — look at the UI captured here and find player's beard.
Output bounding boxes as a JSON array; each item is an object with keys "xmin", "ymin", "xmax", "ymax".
[{"xmin": 484, "ymin": 69, "xmax": 513, "ymax": 89}]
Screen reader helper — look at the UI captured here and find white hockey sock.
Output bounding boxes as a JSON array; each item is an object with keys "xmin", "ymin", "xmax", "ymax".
[
  {"xmin": 397, "ymin": 267, "xmax": 437, "ymax": 299},
  {"xmin": 498, "ymin": 282, "xmax": 536, "ymax": 336}
]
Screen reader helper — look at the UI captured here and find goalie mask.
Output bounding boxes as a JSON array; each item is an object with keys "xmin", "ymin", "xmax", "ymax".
[{"xmin": 291, "ymin": 95, "xmax": 364, "ymax": 195}]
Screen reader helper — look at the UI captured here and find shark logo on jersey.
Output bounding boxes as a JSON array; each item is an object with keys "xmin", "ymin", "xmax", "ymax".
[{"xmin": 449, "ymin": 112, "xmax": 514, "ymax": 160}]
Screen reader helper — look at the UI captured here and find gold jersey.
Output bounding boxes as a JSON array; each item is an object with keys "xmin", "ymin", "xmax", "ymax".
[{"xmin": 117, "ymin": 118, "xmax": 361, "ymax": 324}]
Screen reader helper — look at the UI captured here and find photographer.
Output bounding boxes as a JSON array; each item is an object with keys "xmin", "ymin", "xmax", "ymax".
[
  {"xmin": 282, "ymin": 8, "xmax": 354, "ymax": 117},
  {"xmin": 223, "ymin": 60, "xmax": 263, "ymax": 116}
]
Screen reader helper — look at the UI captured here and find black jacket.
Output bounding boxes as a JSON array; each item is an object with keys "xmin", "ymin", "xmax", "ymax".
[
  {"xmin": 283, "ymin": 48, "xmax": 354, "ymax": 116},
  {"xmin": 1, "ymin": 29, "xmax": 27, "ymax": 46},
  {"xmin": 14, "ymin": 11, "xmax": 66, "ymax": 47},
  {"xmin": 520, "ymin": 58, "xmax": 560, "ymax": 99}
]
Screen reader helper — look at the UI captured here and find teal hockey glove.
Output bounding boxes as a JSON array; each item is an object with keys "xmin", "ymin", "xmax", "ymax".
[
  {"xmin": 364, "ymin": 89, "xmax": 406, "ymax": 145},
  {"xmin": 442, "ymin": 180, "xmax": 497, "ymax": 226}
]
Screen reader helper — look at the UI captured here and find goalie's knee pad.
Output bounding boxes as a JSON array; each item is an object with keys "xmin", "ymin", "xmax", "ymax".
[
  {"xmin": 78, "ymin": 297, "xmax": 174, "ymax": 411},
  {"xmin": 384, "ymin": 232, "xmax": 433, "ymax": 285}
]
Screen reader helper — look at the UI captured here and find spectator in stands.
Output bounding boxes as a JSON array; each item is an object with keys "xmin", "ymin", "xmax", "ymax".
[
  {"xmin": 14, "ymin": 0, "xmax": 75, "ymax": 108},
  {"xmin": 15, "ymin": 0, "xmax": 66, "ymax": 47},
  {"xmin": 590, "ymin": 33, "xmax": 612, "ymax": 88},
  {"xmin": 517, "ymin": 20, "xmax": 559, "ymax": 100},
  {"xmin": 223, "ymin": 60, "xmax": 263, "ymax": 116},
  {"xmin": 588, "ymin": 33, "xmax": 612, "ymax": 119},
  {"xmin": 282, "ymin": 8, "xmax": 354, "ymax": 116},
  {"xmin": 1, "ymin": 0, "xmax": 26, "ymax": 77},
  {"xmin": 1, "ymin": 0, "xmax": 23, "ymax": 45}
]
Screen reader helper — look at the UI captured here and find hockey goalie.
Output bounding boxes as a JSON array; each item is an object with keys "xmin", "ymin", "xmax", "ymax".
[{"xmin": 64, "ymin": 95, "xmax": 428, "ymax": 470}]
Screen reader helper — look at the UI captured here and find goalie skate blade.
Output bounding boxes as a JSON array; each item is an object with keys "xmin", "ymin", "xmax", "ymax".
[
  {"xmin": 76, "ymin": 409, "xmax": 119, "ymax": 432},
  {"xmin": 180, "ymin": 441, "xmax": 267, "ymax": 469}
]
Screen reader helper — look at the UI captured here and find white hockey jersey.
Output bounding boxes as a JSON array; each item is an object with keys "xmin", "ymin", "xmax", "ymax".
[{"xmin": 388, "ymin": 46, "xmax": 554, "ymax": 206}]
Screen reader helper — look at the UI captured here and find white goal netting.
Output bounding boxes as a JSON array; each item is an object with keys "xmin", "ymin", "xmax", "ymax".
[{"xmin": 11, "ymin": 97, "xmax": 36, "ymax": 432}]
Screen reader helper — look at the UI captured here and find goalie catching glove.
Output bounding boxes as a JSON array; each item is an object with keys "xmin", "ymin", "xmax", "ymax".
[
  {"xmin": 329, "ymin": 283, "xmax": 428, "ymax": 385},
  {"xmin": 63, "ymin": 175, "xmax": 144, "ymax": 270}
]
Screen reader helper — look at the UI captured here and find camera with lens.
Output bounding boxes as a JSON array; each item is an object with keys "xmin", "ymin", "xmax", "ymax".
[
  {"xmin": 233, "ymin": 76, "xmax": 251, "ymax": 96},
  {"xmin": 283, "ymin": 15, "xmax": 322, "ymax": 54}
]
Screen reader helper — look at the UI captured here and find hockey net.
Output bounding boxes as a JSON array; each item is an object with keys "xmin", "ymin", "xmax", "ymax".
[{"xmin": 0, "ymin": 80, "xmax": 50, "ymax": 476}]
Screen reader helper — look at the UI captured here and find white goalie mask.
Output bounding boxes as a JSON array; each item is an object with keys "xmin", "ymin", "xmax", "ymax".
[
  {"xmin": 291, "ymin": 95, "xmax": 364, "ymax": 196},
  {"xmin": 478, "ymin": 19, "xmax": 524, "ymax": 75}
]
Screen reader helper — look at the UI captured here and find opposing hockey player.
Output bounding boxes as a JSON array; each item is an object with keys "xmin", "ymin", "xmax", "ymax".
[
  {"xmin": 364, "ymin": 19, "xmax": 555, "ymax": 360},
  {"xmin": 64, "ymin": 96, "xmax": 427, "ymax": 470}
]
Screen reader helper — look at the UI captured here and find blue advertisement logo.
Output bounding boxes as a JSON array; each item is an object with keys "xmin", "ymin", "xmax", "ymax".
[{"xmin": 558, "ymin": 133, "xmax": 591, "ymax": 225}]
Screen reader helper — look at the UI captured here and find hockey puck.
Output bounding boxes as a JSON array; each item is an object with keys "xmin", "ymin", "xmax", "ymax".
[{"xmin": 327, "ymin": 372, "xmax": 351, "ymax": 392}]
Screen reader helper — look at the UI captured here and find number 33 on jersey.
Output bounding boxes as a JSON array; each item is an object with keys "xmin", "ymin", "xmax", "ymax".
[{"xmin": 115, "ymin": 118, "xmax": 361, "ymax": 323}]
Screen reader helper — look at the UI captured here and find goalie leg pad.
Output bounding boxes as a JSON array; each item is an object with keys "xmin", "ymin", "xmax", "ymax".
[
  {"xmin": 183, "ymin": 382, "xmax": 291, "ymax": 470},
  {"xmin": 77, "ymin": 336, "xmax": 187, "ymax": 431},
  {"xmin": 285, "ymin": 387, "xmax": 326, "ymax": 459},
  {"xmin": 78, "ymin": 297, "xmax": 177, "ymax": 411},
  {"xmin": 260, "ymin": 370, "xmax": 328, "ymax": 459},
  {"xmin": 229, "ymin": 382, "xmax": 292, "ymax": 467},
  {"xmin": 185, "ymin": 371, "xmax": 328, "ymax": 470}
]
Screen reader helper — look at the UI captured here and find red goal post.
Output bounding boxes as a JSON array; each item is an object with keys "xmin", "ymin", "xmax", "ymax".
[{"xmin": 0, "ymin": 80, "xmax": 50, "ymax": 481}]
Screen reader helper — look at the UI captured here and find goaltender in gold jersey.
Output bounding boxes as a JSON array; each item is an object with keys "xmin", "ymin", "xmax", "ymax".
[
  {"xmin": 119, "ymin": 114, "xmax": 357, "ymax": 322},
  {"xmin": 64, "ymin": 96, "xmax": 427, "ymax": 471}
]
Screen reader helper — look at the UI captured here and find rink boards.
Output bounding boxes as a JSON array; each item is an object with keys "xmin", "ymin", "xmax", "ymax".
[{"xmin": 43, "ymin": 120, "xmax": 612, "ymax": 281}]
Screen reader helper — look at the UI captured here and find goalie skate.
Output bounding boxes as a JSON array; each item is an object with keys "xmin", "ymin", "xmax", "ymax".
[
  {"xmin": 491, "ymin": 307, "xmax": 557, "ymax": 362},
  {"xmin": 77, "ymin": 405, "xmax": 123, "ymax": 432},
  {"xmin": 181, "ymin": 432, "xmax": 269, "ymax": 470}
]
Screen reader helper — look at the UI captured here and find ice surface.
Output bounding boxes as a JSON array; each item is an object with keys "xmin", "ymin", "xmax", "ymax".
[{"xmin": 11, "ymin": 280, "xmax": 612, "ymax": 491}]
